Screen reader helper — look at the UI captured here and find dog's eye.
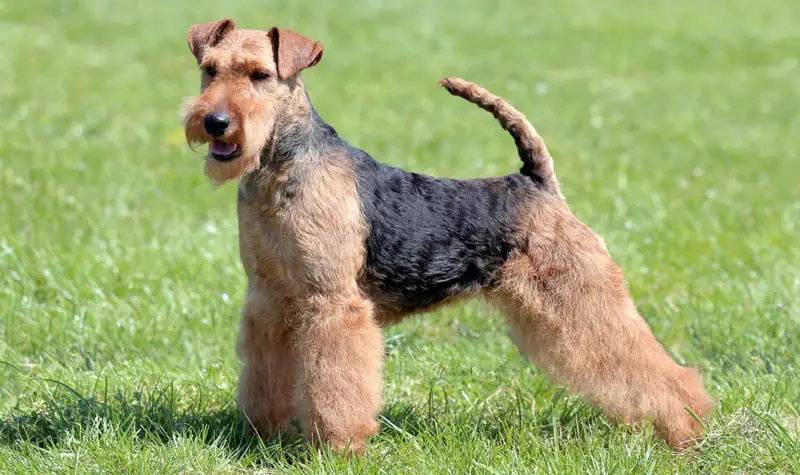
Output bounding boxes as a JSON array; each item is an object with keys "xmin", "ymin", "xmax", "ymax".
[
  {"xmin": 205, "ymin": 66, "xmax": 217, "ymax": 77},
  {"xmin": 251, "ymin": 71, "xmax": 270, "ymax": 81}
]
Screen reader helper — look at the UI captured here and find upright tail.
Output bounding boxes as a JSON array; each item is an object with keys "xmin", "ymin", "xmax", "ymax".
[{"xmin": 439, "ymin": 77, "xmax": 559, "ymax": 193}]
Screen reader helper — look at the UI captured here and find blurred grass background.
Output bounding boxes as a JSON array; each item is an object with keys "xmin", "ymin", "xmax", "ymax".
[{"xmin": 1, "ymin": 0, "xmax": 799, "ymax": 472}]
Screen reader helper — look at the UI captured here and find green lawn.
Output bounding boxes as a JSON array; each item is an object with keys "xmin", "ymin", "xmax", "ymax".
[{"xmin": 1, "ymin": 0, "xmax": 799, "ymax": 472}]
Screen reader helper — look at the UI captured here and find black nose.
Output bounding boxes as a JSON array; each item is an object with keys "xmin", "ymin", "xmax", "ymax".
[{"xmin": 204, "ymin": 112, "xmax": 230, "ymax": 137}]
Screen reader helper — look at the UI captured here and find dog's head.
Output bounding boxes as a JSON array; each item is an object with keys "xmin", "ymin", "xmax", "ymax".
[{"xmin": 182, "ymin": 19, "xmax": 324, "ymax": 184}]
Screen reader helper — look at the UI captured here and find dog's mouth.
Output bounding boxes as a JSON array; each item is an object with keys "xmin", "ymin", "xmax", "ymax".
[{"xmin": 209, "ymin": 140, "xmax": 241, "ymax": 162}]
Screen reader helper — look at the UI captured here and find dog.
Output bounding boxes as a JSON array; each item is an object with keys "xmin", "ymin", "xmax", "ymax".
[{"xmin": 182, "ymin": 19, "xmax": 713, "ymax": 455}]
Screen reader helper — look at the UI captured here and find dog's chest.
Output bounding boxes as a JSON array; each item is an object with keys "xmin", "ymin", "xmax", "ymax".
[
  {"xmin": 236, "ymin": 180, "xmax": 306, "ymax": 289},
  {"xmin": 236, "ymin": 162, "xmax": 366, "ymax": 295}
]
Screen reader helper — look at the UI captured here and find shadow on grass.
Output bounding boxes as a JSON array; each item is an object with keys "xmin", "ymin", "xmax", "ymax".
[
  {"xmin": 0, "ymin": 378, "xmax": 605, "ymax": 466},
  {"xmin": 0, "ymin": 385, "xmax": 311, "ymax": 467}
]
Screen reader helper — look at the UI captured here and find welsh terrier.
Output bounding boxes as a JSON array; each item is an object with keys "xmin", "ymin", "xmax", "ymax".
[{"xmin": 182, "ymin": 19, "xmax": 713, "ymax": 454}]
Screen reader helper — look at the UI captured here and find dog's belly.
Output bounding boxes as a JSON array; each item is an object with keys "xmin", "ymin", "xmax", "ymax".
[{"xmin": 353, "ymin": 153, "xmax": 535, "ymax": 314}]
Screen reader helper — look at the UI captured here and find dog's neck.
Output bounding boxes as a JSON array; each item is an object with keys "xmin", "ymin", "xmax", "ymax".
[
  {"xmin": 240, "ymin": 81, "xmax": 342, "ymax": 199},
  {"xmin": 261, "ymin": 82, "xmax": 339, "ymax": 167}
]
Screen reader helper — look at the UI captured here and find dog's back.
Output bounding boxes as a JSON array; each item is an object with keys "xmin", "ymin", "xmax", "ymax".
[{"xmin": 352, "ymin": 150, "xmax": 538, "ymax": 314}]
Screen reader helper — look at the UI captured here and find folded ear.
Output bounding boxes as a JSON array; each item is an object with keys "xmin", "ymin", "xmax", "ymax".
[
  {"xmin": 267, "ymin": 27, "xmax": 324, "ymax": 80},
  {"xmin": 188, "ymin": 19, "xmax": 236, "ymax": 63}
]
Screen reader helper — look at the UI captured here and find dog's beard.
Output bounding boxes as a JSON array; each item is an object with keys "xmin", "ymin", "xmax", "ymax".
[
  {"xmin": 203, "ymin": 151, "xmax": 260, "ymax": 186},
  {"xmin": 182, "ymin": 98, "xmax": 274, "ymax": 186},
  {"xmin": 181, "ymin": 97, "xmax": 209, "ymax": 153},
  {"xmin": 203, "ymin": 116, "xmax": 273, "ymax": 186}
]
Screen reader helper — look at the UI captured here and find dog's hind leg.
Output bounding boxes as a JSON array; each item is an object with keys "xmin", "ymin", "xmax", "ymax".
[{"xmin": 494, "ymin": 203, "xmax": 713, "ymax": 450}]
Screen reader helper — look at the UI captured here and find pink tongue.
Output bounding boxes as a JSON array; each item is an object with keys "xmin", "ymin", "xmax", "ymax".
[{"xmin": 210, "ymin": 141, "xmax": 236, "ymax": 155}]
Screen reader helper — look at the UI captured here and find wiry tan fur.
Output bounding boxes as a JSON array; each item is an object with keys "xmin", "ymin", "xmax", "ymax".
[
  {"xmin": 236, "ymin": 153, "xmax": 382, "ymax": 455},
  {"xmin": 497, "ymin": 202, "xmax": 711, "ymax": 449},
  {"xmin": 183, "ymin": 19, "xmax": 712, "ymax": 456}
]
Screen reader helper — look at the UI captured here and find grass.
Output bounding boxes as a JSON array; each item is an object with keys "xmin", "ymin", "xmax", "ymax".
[{"xmin": 1, "ymin": 0, "xmax": 799, "ymax": 472}]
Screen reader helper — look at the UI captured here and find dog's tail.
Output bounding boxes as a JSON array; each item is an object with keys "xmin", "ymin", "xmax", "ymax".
[{"xmin": 439, "ymin": 77, "xmax": 559, "ymax": 193}]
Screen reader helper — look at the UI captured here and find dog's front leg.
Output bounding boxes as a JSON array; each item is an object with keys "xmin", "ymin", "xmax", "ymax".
[
  {"xmin": 292, "ymin": 293, "xmax": 384, "ymax": 455},
  {"xmin": 236, "ymin": 286, "xmax": 296, "ymax": 437}
]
